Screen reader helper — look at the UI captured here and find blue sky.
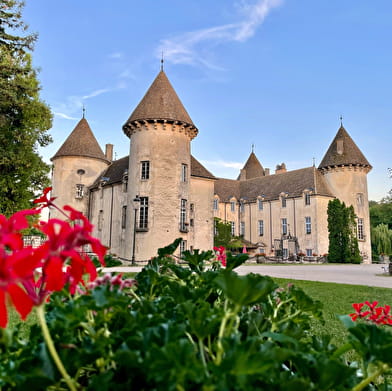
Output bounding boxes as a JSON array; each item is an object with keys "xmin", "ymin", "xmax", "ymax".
[{"xmin": 23, "ymin": 0, "xmax": 391, "ymax": 201}]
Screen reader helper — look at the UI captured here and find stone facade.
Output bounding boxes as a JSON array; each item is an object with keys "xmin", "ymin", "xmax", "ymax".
[{"xmin": 50, "ymin": 70, "xmax": 372, "ymax": 263}]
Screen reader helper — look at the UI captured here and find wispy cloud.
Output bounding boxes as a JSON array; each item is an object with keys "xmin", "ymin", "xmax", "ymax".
[
  {"xmin": 201, "ymin": 159, "xmax": 243, "ymax": 170},
  {"xmin": 82, "ymin": 88, "xmax": 111, "ymax": 100},
  {"xmin": 158, "ymin": 0, "xmax": 283, "ymax": 69},
  {"xmin": 108, "ymin": 52, "xmax": 124, "ymax": 59},
  {"xmin": 54, "ymin": 112, "xmax": 79, "ymax": 120}
]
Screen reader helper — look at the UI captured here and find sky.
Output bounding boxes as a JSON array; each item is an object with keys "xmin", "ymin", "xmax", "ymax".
[{"xmin": 22, "ymin": 0, "xmax": 392, "ymax": 201}]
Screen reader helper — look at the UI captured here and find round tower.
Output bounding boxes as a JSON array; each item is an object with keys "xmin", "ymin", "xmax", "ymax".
[
  {"xmin": 50, "ymin": 117, "xmax": 110, "ymax": 219},
  {"xmin": 123, "ymin": 70, "xmax": 198, "ymax": 261},
  {"xmin": 318, "ymin": 124, "xmax": 372, "ymax": 262}
]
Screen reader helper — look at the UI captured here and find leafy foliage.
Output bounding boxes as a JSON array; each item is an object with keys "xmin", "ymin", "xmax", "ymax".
[
  {"xmin": 327, "ymin": 199, "xmax": 361, "ymax": 263},
  {"xmin": 371, "ymin": 223, "xmax": 392, "ymax": 256},
  {"xmin": 370, "ymin": 195, "xmax": 392, "ymax": 230},
  {"xmin": 2, "ymin": 239, "xmax": 392, "ymax": 390},
  {"xmin": 0, "ymin": 0, "xmax": 52, "ymax": 216}
]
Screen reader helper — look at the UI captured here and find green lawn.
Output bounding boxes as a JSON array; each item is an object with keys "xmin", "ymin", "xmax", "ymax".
[{"xmin": 273, "ymin": 278, "xmax": 392, "ymax": 349}]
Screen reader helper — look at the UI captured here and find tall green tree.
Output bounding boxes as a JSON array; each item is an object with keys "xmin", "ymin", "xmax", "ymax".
[
  {"xmin": 0, "ymin": 0, "xmax": 52, "ymax": 216},
  {"xmin": 327, "ymin": 199, "xmax": 361, "ymax": 263},
  {"xmin": 369, "ymin": 195, "xmax": 392, "ymax": 229},
  {"xmin": 371, "ymin": 223, "xmax": 392, "ymax": 256}
]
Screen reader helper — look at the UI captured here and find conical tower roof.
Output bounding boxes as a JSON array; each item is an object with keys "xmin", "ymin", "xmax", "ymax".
[
  {"xmin": 237, "ymin": 152, "xmax": 264, "ymax": 180},
  {"xmin": 318, "ymin": 125, "xmax": 372, "ymax": 170},
  {"xmin": 123, "ymin": 70, "xmax": 198, "ymax": 137},
  {"xmin": 51, "ymin": 118, "xmax": 109, "ymax": 162}
]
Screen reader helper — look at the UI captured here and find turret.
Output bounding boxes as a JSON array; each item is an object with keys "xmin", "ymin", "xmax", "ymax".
[
  {"xmin": 50, "ymin": 117, "xmax": 110, "ymax": 219},
  {"xmin": 122, "ymin": 70, "xmax": 198, "ymax": 261},
  {"xmin": 318, "ymin": 124, "xmax": 372, "ymax": 262}
]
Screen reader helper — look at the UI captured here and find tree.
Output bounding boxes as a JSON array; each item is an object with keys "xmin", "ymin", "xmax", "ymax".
[
  {"xmin": 371, "ymin": 223, "xmax": 392, "ymax": 256},
  {"xmin": 213, "ymin": 218, "xmax": 242, "ymax": 250},
  {"xmin": 0, "ymin": 0, "xmax": 52, "ymax": 216},
  {"xmin": 369, "ymin": 195, "xmax": 392, "ymax": 229},
  {"xmin": 327, "ymin": 199, "xmax": 361, "ymax": 263}
]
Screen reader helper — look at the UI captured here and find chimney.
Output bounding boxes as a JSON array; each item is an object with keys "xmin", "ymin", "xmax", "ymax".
[
  {"xmin": 105, "ymin": 144, "xmax": 113, "ymax": 161},
  {"xmin": 275, "ymin": 163, "xmax": 287, "ymax": 175},
  {"xmin": 239, "ymin": 168, "xmax": 246, "ymax": 181},
  {"xmin": 264, "ymin": 168, "xmax": 270, "ymax": 176}
]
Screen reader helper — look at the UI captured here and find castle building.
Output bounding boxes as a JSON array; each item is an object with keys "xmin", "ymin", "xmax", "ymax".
[{"xmin": 50, "ymin": 70, "xmax": 372, "ymax": 262}]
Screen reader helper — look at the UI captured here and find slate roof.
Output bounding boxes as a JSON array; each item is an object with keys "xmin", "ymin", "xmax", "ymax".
[
  {"xmin": 215, "ymin": 167, "xmax": 334, "ymax": 201},
  {"xmin": 318, "ymin": 126, "xmax": 372, "ymax": 169},
  {"xmin": 90, "ymin": 155, "xmax": 214, "ymax": 189},
  {"xmin": 237, "ymin": 152, "xmax": 264, "ymax": 180},
  {"xmin": 191, "ymin": 156, "xmax": 215, "ymax": 180},
  {"xmin": 123, "ymin": 71, "xmax": 197, "ymax": 135},
  {"xmin": 51, "ymin": 118, "xmax": 109, "ymax": 162}
]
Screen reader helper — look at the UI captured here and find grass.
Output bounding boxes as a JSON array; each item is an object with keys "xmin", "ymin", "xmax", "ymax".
[{"xmin": 273, "ymin": 277, "xmax": 392, "ymax": 350}]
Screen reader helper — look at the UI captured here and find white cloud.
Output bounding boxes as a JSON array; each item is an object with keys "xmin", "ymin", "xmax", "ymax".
[
  {"xmin": 82, "ymin": 88, "xmax": 110, "ymax": 100},
  {"xmin": 201, "ymin": 159, "xmax": 243, "ymax": 170},
  {"xmin": 54, "ymin": 112, "xmax": 79, "ymax": 120},
  {"xmin": 109, "ymin": 52, "xmax": 124, "ymax": 59},
  {"xmin": 158, "ymin": 0, "xmax": 283, "ymax": 68}
]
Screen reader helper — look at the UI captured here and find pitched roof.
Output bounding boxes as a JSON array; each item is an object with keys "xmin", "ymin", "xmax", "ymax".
[
  {"xmin": 90, "ymin": 155, "xmax": 214, "ymax": 189},
  {"xmin": 191, "ymin": 156, "xmax": 215, "ymax": 180},
  {"xmin": 51, "ymin": 118, "xmax": 109, "ymax": 162},
  {"xmin": 215, "ymin": 167, "xmax": 334, "ymax": 201},
  {"xmin": 237, "ymin": 152, "xmax": 264, "ymax": 180},
  {"xmin": 318, "ymin": 125, "xmax": 372, "ymax": 169},
  {"xmin": 123, "ymin": 71, "xmax": 197, "ymax": 133}
]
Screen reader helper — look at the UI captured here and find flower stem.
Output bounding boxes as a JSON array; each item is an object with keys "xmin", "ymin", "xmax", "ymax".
[
  {"xmin": 36, "ymin": 305, "xmax": 78, "ymax": 391},
  {"xmin": 351, "ymin": 363, "xmax": 389, "ymax": 391}
]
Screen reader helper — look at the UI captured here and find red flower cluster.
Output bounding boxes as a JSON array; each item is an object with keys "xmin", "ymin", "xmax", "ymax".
[
  {"xmin": 214, "ymin": 246, "xmax": 226, "ymax": 267},
  {"xmin": 0, "ymin": 188, "xmax": 107, "ymax": 328},
  {"xmin": 350, "ymin": 301, "xmax": 392, "ymax": 326}
]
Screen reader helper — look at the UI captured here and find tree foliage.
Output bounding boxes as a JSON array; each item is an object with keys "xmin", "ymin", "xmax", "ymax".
[
  {"xmin": 371, "ymin": 223, "xmax": 392, "ymax": 256},
  {"xmin": 369, "ymin": 194, "xmax": 392, "ymax": 230},
  {"xmin": 213, "ymin": 218, "xmax": 242, "ymax": 249},
  {"xmin": 0, "ymin": 0, "xmax": 52, "ymax": 216},
  {"xmin": 327, "ymin": 199, "xmax": 361, "ymax": 263}
]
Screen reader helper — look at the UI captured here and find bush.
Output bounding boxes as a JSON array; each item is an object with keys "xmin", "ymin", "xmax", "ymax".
[{"xmin": 2, "ymin": 239, "xmax": 392, "ymax": 390}]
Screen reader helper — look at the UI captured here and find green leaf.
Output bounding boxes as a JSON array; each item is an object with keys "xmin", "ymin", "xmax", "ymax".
[{"xmin": 214, "ymin": 271, "xmax": 277, "ymax": 306}]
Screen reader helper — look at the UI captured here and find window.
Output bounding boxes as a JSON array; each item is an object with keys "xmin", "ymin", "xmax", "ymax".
[
  {"xmin": 180, "ymin": 199, "xmax": 187, "ymax": 231},
  {"xmin": 230, "ymin": 221, "xmax": 235, "ymax": 236},
  {"xmin": 122, "ymin": 171, "xmax": 128, "ymax": 192},
  {"xmin": 180, "ymin": 240, "xmax": 187, "ymax": 255},
  {"xmin": 98, "ymin": 210, "xmax": 103, "ymax": 231},
  {"xmin": 190, "ymin": 218, "xmax": 194, "ymax": 227},
  {"xmin": 213, "ymin": 199, "xmax": 218, "ymax": 210},
  {"xmin": 190, "ymin": 203, "xmax": 194, "ymax": 213},
  {"xmin": 240, "ymin": 222, "xmax": 245, "ymax": 236},
  {"xmin": 305, "ymin": 216, "xmax": 311, "ymax": 234},
  {"xmin": 357, "ymin": 218, "xmax": 364, "ymax": 240},
  {"xmin": 283, "ymin": 248, "xmax": 288, "ymax": 258},
  {"xmin": 230, "ymin": 201, "xmax": 236, "ymax": 212},
  {"xmin": 281, "ymin": 218, "xmax": 287, "ymax": 235},
  {"xmin": 181, "ymin": 164, "xmax": 188, "ymax": 182},
  {"xmin": 121, "ymin": 205, "xmax": 127, "ymax": 229},
  {"xmin": 141, "ymin": 161, "xmax": 150, "ymax": 180},
  {"xmin": 258, "ymin": 220, "xmax": 264, "ymax": 236},
  {"xmin": 305, "ymin": 193, "xmax": 311, "ymax": 205},
  {"xmin": 214, "ymin": 219, "xmax": 217, "ymax": 236},
  {"xmin": 240, "ymin": 202, "xmax": 244, "ymax": 213},
  {"xmin": 75, "ymin": 184, "xmax": 84, "ymax": 199},
  {"xmin": 357, "ymin": 193, "xmax": 364, "ymax": 206},
  {"xmin": 258, "ymin": 199, "xmax": 263, "ymax": 210},
  {"xmin": 139, "ymin": 197, "xmax": 148, "ymax": 229},
  {"xmin": 281, "ymin": 197, "xmax": 287, "ymax": 208},
  {"xmin": 306, "ymin": 249, "xmax": 313, "ymax": 257}
]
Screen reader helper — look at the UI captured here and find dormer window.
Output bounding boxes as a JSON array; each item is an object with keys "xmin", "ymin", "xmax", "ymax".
[
  {"xmin": 230, "ymin": 200, "xmax": 236, "ymax": 212},
  {"xmin": 305, "ymin": 193, "xmax": 311, "ymax": 205},
  {"xmin": 75, "ymin": 184, "xmax": 84, "ymax": 199},
  {"xmin": 122, "ymin": 170, "xmax": 128, "ymax": 192},
  {"xmin": 258, "ymin": 198, "xmax": 263, "ymax": 211}
]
